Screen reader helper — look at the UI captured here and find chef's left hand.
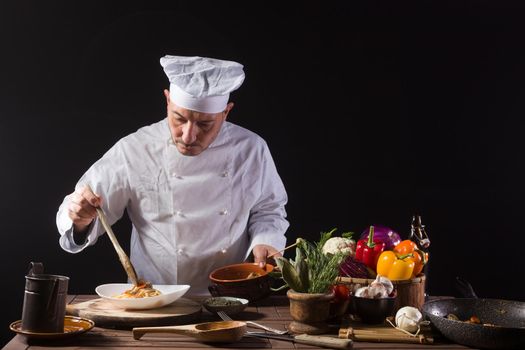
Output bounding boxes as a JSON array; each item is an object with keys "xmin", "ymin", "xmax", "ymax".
[{"xmin": 252, "ymin": 244, "xmax": 281, "ymax": 268}]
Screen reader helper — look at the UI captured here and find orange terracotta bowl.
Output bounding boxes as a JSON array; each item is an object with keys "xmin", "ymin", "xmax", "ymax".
[{"xmin": 208, "ymin": 263, "xmax": 274, "ymax": 302}]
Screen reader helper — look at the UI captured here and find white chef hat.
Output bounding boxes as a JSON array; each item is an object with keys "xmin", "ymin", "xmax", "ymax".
[{"xmin": 160, "ymin": 55, "xmax": 245, "ymax": 114}]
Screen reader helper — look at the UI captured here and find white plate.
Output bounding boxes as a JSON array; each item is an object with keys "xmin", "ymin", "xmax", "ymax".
[{"xmin": 95, "ymin": 283, "xmax": 190, "ymax": 310}]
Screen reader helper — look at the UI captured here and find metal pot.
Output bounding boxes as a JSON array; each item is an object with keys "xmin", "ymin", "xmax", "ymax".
[{"xmin": 422, "ymin": 278, "xmax": 525, "ymax": 349}]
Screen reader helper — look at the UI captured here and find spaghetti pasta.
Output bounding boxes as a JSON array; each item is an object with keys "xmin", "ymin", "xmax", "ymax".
[{"xmin": 113, "ymin": 281, "xmax": 162, "ymax": 299}]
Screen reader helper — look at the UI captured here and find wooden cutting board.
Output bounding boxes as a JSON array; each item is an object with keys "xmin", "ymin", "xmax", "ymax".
[{"xmin": 66, "ymin": 298, "xmax": 202, "ymax": 328}]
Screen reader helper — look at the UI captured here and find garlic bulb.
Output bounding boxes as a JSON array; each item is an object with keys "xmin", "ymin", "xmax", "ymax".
[
  {"xmin": 367, "ymin": 282, "xmax": 389, "ymax": 298},
  {"xmin": 370, "ymin": 275, "xmax": 394, "ymax": 296},
  {"xmin": 378, "ymin": 276, "xmax": 394, "ymax": 295},
  {"xmin": 354, "ymin": 275, "xmax": 393, "ymax": 299},
  {"xmin": 395, "ymin": 306, "xmax": 423, "ymax": 333},
  {"xmin": 354, "ymin": 286, "xmax": 370, "ymax": 298}
]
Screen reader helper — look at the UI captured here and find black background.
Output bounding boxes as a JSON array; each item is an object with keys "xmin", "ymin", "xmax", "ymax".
[{"xmin": 2, "ymin": 0, "xmax": 525, "ymax": 345}]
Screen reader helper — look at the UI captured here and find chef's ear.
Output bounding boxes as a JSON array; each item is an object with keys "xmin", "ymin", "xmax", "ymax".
[
  {"xmin": 163, "ymin": 89, "xmax": 171, "ymax": 105},
  {"xmin": 223, "ymin": 102, "xmax": 234, "ymax": 119}
]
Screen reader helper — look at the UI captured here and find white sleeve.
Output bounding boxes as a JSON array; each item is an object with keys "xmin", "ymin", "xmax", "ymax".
[
  {"xmin": 246, "ymin": 143, "xmax": 289, "ymax": 257},
  {"xmin": 56, "ymin": 143, "xmax": 130, "ymax": 253},
  {"xmin": 56, "ymin": 195, "xmax": 102, "ymax": 253}
]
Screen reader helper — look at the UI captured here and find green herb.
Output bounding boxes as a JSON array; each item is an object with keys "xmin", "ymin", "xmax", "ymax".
[
  {"xmin": 317, "ymin": 227, "xmax": 337, "ymax": 251},
  {"xmin": 273, "ymin": 229, "xmax": 349, "ymax": 294},
  {"xmin": 341, "ymin": 231, "xmax": 354, "ymax": 239}
]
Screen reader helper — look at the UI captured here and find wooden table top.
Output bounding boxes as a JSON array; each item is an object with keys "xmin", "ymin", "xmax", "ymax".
[{"xmin": 3, "ymin": 295, "xmax": 472, "ymax": 350}]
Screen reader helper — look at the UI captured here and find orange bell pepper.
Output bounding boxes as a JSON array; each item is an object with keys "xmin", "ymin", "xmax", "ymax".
[
  {"xmin": 376, "ymin": 251, "xmax": 415, "ymax": 280},
  {"xmin": 394, "ymin": 240, "xmax": 428, "ymax": 277}
]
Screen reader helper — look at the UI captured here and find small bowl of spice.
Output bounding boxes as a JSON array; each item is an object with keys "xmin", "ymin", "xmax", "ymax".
[{"xmin": 202, "ymin": 296, "xmax": 249, "ymax": 315}]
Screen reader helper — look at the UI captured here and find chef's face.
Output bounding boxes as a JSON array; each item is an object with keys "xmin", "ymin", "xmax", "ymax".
[{"xmin": 164, "ymin": 89, "xmax": 233, "ymax": 156}]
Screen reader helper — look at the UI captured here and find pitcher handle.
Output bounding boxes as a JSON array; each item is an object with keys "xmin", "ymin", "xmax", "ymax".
[{"xmin": 28, "ymin": 262, "xmax": 44, "ymax": 276}]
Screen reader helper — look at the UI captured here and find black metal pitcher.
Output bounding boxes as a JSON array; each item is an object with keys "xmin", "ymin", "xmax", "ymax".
[{"xmin": 21, "ymin": 262, "xmax": 69, "ymax": 333}]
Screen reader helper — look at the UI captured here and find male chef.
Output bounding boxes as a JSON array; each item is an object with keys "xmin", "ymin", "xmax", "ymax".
[{"xmin": 56, "ymin": 55, "xmax": 289, "ymax": 295}]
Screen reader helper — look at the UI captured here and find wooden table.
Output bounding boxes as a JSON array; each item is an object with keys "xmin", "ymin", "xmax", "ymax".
[{"xmin": 3, "ymin": 295, "xmax": 472, "ymax": 350}]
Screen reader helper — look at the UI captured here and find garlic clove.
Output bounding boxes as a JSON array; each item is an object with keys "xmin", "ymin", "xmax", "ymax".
[{"xmin": 354, "ymin": 286, "xmax": 369, "ymax": 298}]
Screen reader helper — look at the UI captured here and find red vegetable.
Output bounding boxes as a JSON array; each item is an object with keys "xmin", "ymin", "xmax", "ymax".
[
  {"xmin": 331, "ymin": 284, "xmax": 350, "ymax": 302},
  {"xmin": 339, "ymin": 256, "xmax": 375, "ymax": 279},
  {"xmin": 355, "ymin": 226, "xmax": 386, "ymax": 270},
  {"xmin": 359, "ymin": 224, "xmax": 401, "ymax": 250}
]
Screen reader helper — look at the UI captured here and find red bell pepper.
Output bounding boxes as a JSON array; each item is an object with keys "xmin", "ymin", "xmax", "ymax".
[{"xmin": 355, "ymin": 226, "xmax": 386, "ymax": 270}]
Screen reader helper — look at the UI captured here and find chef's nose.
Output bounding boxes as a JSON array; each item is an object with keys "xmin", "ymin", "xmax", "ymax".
[{"xmin": 181, "ymin": 121, "xmax": 197, "ymax": 144}]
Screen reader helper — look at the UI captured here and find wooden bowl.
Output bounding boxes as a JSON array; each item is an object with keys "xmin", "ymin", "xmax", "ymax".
[{"xmin": 208, "ymin": 263, "xmax": 274, "ymax": 302}]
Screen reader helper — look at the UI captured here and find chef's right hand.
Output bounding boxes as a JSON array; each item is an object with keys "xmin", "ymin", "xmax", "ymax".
[{"xmin": 67, "ymin": 185, "xmax": 102, "ymax": 234}]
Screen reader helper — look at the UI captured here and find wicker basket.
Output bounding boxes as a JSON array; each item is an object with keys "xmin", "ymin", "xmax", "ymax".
[{"xmin": 338, "ymin": 274, "xmax": 426, "ymax": 314}]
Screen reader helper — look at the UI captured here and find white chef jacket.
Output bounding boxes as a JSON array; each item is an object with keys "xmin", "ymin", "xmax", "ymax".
[{"xmin": 56, "ymin": 119, "xmax": 289, "ymax": 296}]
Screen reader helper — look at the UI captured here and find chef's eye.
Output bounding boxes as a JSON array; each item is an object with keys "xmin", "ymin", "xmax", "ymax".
[
  {"xmin": 198, "ymin": 121, "xmax": 213, "ymax": 129},
  {"xmin": 173, "ymin": 116, "xmax": 187, "ymax": 125}
]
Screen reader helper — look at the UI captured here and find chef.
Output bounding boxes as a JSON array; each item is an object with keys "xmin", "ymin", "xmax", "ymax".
[{"xmin": 56, "ymin": 55, "xmax": 289, "ymax": 295}]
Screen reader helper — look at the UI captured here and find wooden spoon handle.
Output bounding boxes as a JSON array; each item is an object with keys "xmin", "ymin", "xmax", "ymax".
[
  {"xmin": 132, "ymin": 325, "xmax": 194, "ymax": 340},
  {"xmin": 266, "ymin": 241, "xmax": 299, "ymax": 259},
  {"xmin": 84, "ymin": 185, "xmax": 139, "ymax": 285},
  {"xmin": 95, "ymin": 206, "xmax": 139, "ymax": 285},
  {"xmin": 294, "ymin": 334, "xmax": 353, "ymax": 349}
]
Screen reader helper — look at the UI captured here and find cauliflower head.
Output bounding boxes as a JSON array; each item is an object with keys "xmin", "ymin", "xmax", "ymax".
[{"xmin": 322, "ymin": 237, "xmax": 356, "ymax": 257}]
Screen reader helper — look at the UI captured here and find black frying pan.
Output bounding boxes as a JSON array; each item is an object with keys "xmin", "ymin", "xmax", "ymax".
[{"xmin": 422, "ymin": 278, "xmax": 525, "ymax": 349}]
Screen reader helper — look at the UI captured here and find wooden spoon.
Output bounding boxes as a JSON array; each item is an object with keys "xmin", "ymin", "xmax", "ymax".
[
  {"xmin": 132, "ymin": 320, "xmax": 247, "ymax": 342},
  {"xmin": 266, "ymin": 241, "xmax": 299, "ymax": 259},
  {"xmin": 86, "ymin": 185, "xmax": 139, "ymax": 286}
]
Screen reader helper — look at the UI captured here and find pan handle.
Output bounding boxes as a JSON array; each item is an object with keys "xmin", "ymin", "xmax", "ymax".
[{"xmin": 455, "ymin": 276, "xmax": 478, "ymax": 298}]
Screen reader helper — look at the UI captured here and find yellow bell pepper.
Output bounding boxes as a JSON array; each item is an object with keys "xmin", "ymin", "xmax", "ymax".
[{"xmin": 376, "ymin": 251, "xmax": 415, "ymax": 280}]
